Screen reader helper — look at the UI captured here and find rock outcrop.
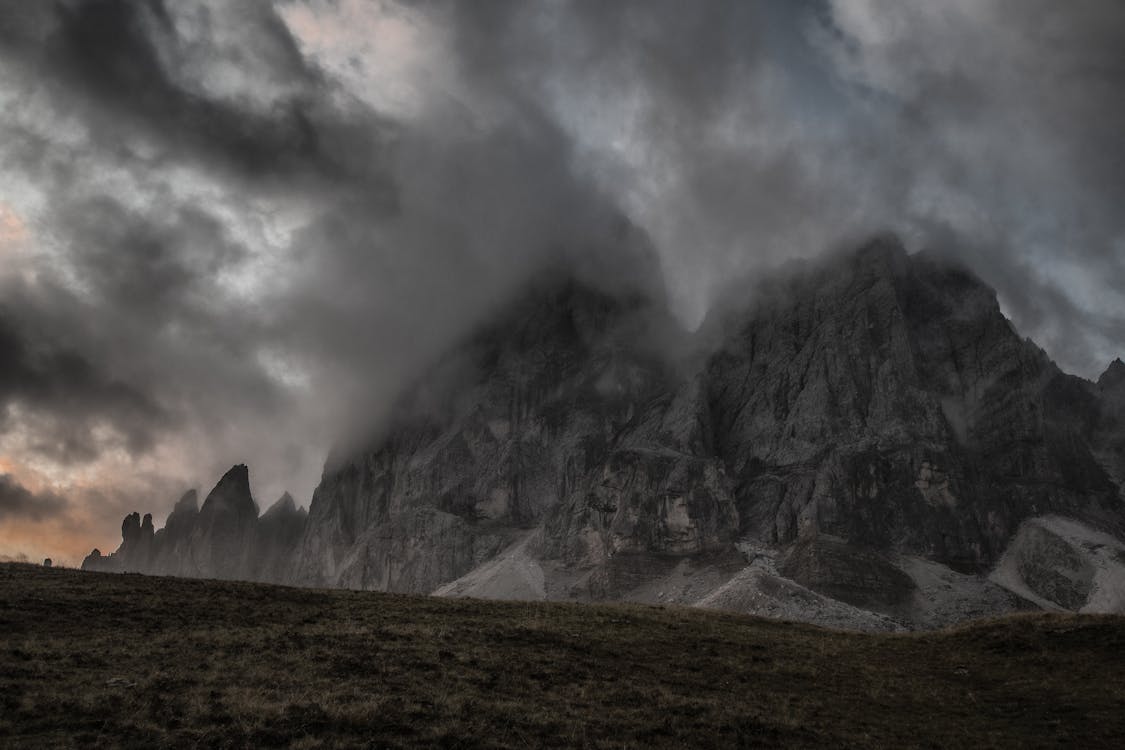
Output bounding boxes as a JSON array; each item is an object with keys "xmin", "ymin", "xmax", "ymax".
[{"xmin": 83, "ymin": 237, "xmax": 1125, "ymax": 629}]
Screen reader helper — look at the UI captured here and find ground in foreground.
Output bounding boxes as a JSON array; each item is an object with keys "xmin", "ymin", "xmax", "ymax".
[{"xmin": 2, "ymin": 564, "xmax": 1124, "ymax": 748}]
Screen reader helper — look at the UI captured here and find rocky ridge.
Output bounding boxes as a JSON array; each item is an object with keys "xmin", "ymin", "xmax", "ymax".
[
  {"xmin": 83, "ymin": 237, "xmax": 1125, "ymax": 629},
  {"xmin": 83, "ymin": 465, "xmax": 307, "ymax": 582}
]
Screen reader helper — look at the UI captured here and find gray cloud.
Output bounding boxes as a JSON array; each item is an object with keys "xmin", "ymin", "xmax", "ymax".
[
  {"xmin": 813, "ymin": 0, "xmax": 1125, "ymax": 375},
  {"xmin": 0, "ymin": 0, "xmax": 1122, "ymax": 558},
  {"xmin": 0, "ymin": 0, "xmax": 392, "ymax": 191},
  {"xmin": 0, "ymin": 474, "xmax": 68, "ymax": 521},
  {"xmin": 0, "ymin": 310, "xmax": 167, "ymax": 463},
  {"xmin": 436, "ymin": 0, "xmax": 1125, "ymax": 373}
]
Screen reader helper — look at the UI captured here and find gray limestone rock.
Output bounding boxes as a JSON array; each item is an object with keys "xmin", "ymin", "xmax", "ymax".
[{"xmin": 704, "ymin": 238, "xmax": 1121, "ymax": 573}]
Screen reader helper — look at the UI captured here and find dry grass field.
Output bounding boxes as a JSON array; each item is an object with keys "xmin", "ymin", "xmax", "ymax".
[{"xmin": 2, "ymin": 563, "xmax": 1124, "ymax": 748}]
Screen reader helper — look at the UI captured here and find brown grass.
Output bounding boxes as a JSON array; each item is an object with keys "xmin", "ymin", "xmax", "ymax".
[{"xmin": 2, "ymin": 563, "xmax": 1124, "ymax": 748}]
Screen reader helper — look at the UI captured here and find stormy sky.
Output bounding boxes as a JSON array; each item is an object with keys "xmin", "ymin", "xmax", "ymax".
[{"xmin": 1, "ymin": 0, "xmax": 1123, "ymax": 565}]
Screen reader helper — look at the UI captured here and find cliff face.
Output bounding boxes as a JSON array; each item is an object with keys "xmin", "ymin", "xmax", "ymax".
[
  {"xmin": 83, "ymin": 237, "xmax": 1125, "ymax": 628},
  {"xmin": 290, "ymin": 277, "xmax": 737, "ymax": 593},
  {"xmin": 705, "ymin": 239, "xmax": 1120, "ymax": 574}
]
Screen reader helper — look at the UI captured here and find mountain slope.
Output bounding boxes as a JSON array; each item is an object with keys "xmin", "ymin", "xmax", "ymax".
[{"xmin": 8, "ymin": 563, "xmax": 1125, "ymax": 748}]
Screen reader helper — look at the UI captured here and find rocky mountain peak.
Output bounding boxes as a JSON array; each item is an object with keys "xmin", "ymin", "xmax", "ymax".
[
  {"xmin": 199, "ymin": 464, "xmax": 257, "ymax": 520},
  {"xmin": 1099, "ymin": 358, "xmax": 1125, "ymax": 391},
  {"xmin": 82, "ymin": 236, "xmax": 1125, "ymax": 629}
]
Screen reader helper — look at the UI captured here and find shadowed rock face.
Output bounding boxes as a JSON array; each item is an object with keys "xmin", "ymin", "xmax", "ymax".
[
  {"xmin": 83, "ymin": 237, "xmax": 1125, "ymax": 627},
  {"xmin": 192, "ymin": 465, "xmax": 259, "ymax": 579}
]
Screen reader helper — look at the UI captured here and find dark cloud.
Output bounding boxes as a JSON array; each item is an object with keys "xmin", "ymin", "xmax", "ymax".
[
  {"xmin": 0, "ymin": 474, "xmax": 68, "ymax": 521},
  {"xmin": 0, "ymin": 0, "xmax": 396, "ymax": 198},
  {"xmin": 0, "ymin": 311, "xmax": 166, "ymax": 463}
]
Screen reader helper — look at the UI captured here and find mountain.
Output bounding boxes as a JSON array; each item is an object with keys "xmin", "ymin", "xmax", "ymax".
[{"xmin": 83, "ymin": 237, "xmax": 1125, "ymax": 629}]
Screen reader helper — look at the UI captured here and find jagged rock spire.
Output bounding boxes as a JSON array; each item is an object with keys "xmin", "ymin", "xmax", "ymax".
[{"xmin": 199, "ymin": 464, "xmax": 257, "ymax": 520}]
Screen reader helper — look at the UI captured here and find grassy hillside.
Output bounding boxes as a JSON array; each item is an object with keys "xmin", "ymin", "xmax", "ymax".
[{"xmin": 2, "ymin": 564, "xmax": 1123, "ymax": 748}]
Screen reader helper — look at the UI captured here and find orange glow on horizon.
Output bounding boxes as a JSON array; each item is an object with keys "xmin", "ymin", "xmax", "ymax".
[
  {"xmin": 0, "ymin": 457, "xmax": 126, "ymax": 568},
  {"xmin": 0, "ymin": 518, "xmax": 99, "ymax": 568}
]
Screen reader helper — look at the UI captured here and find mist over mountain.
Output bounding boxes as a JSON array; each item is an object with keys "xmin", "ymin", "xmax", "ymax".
[
  {"xmin": 84, "ymin": 237, "xmax": 1125, "ymax": 629},
  {"xmin": 2, "ymin": 1, "xmax": 1125, "ymax": 568}
]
